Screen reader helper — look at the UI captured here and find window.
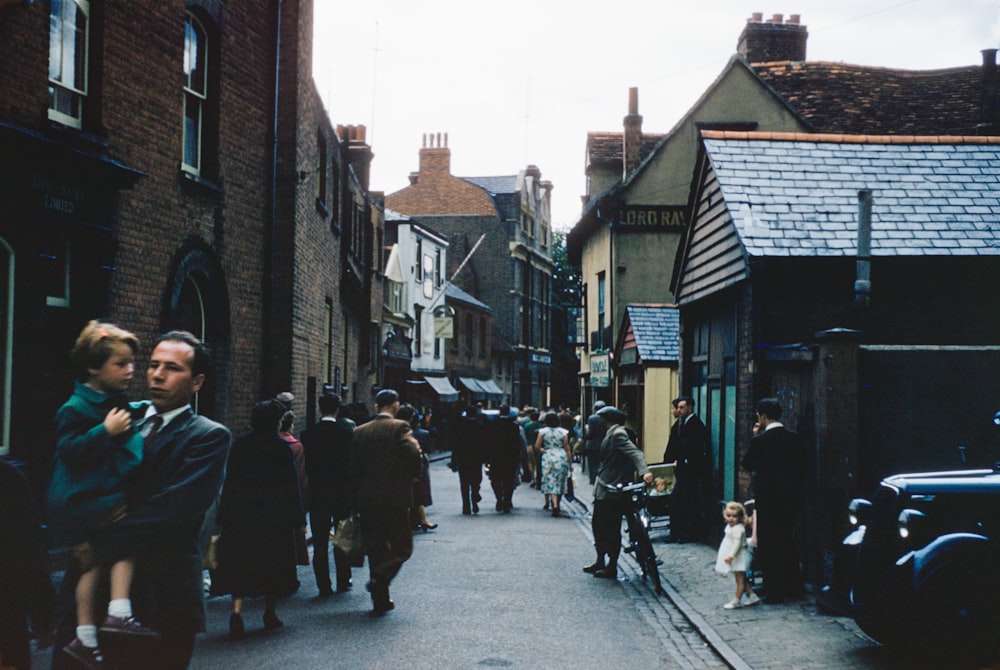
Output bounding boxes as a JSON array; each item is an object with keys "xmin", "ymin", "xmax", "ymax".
[
  {"xmin": 465, "ymin": 313, "xmax": 473, "ymax": 353},
  {"xmin": 435, "ymin": 248, "xmax": 442, "ymax": 286},
  {"xmin": 597, "ymin": 272, "xmax": 606, "ymax": 351},
  {"xmin": 479, "ymin": 316, "xmax": 486, "ymax": 356},
  {"xmin": 41, "ymin": 236, "xmax": 71, "ymax": 307},
  {"xmin": 48, "ymin": 0, "xmax": 89, "ymax": 128},
  {"xmin": 415, "ymin": 239, "xmax": 423, "ymax": 281},
  {"xmin": 182, "ymin": 13, "xmax": 208, "ymax": 175},
  {"xmin": 413, "ymin": 305, "xmax": 423, "ymax": 357},
  {"xmin": 316, "ymin": 129, "xmax": 327, "ymax": 208}
]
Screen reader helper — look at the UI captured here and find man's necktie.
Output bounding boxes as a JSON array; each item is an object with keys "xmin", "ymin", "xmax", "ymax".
[{"xmin": 144, "ymin": 415, "xmax": 163, "ymax": 449}]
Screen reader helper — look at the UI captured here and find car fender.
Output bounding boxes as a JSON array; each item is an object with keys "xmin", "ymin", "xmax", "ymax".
[{"xmin": 904, "ymin": 532, "xmax": 992, "ymax": 590}]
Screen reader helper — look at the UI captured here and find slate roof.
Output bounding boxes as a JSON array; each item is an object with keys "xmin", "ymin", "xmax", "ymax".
[
  {"xmin": 751, "ymin": 61, "xmax": 983, "ymax": 136},
  {"xmin": 463, "ymin": 175, "xmax": 518, "ymax": 195},
  {"xmin": 702, "ymin": 131, "xmax": 1000, "ymax": 257},
  {"xmin": 625, "ymin": 304, "xmax": 679, "ymax": 362},
  {"xmin": 446, "ymin": 283, "xmax": 492, "ymax": 312}
]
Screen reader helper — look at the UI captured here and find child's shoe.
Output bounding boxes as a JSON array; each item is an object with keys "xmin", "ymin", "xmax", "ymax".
[
  {"xmin": 99, "ymin": 614, "xmax": 161, "ymax": 638},
  {"xmin": 744, "ymin": 593, "xmax": 761, "ymax": 606},
  {"xmin": 723, "ymin": 597, "xmax": 743, "ymax": 609},
  {"xmin": 62, "ymin": 638, "xmax": 106, "ymax": 669}
]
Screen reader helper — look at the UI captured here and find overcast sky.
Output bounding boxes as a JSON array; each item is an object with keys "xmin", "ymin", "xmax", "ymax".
[{"xmin": 313, "ymin": 1, "xmax": 1000, "ymax": 231}]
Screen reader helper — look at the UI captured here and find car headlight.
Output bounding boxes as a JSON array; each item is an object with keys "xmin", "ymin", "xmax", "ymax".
[
  {"xmin": 897, "ymin": 508, "xmax": 927, "ymax": 540},
  {"xmin": 848, "ymin": 498, "xmax": 872, "ymax": 527}
]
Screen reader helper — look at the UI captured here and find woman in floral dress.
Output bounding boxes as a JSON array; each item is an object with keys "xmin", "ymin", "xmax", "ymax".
[{"xmin": 534, "ymin": 412, "xmax": 572, "ymax": 516}]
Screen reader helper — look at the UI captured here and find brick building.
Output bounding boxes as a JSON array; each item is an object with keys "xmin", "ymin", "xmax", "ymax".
[
  {"xmin": 0, "ymin": 0, "xmax": 380, "ymax": 489},
  {"xmin": 385, "ymin": 133, "xmax": 554, "ymax": 408}
]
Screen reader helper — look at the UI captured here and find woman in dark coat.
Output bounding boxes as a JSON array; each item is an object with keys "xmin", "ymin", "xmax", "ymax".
[
  {"xmin": 397, "ymin": 405, "xmax": 436, "ymax": 531},
  {"xmin": 211, "ymin": 400, "xmax": 305, "ymax": 639}
]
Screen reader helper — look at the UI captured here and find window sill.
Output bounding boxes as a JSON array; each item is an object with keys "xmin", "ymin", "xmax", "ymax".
[{"xmin": 180, "ymin": 170, "xmax": 223, "ymax": 194}]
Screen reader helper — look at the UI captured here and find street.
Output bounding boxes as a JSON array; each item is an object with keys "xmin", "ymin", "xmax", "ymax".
[{"xmin": 188, "ymin": 458, "xmax": 722, "ymax": 669}]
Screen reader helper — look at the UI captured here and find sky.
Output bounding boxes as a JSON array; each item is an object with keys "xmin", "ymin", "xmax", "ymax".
[{"xmin": 313, "ymin": 0, "xmax": 1000, "ymax": 231}]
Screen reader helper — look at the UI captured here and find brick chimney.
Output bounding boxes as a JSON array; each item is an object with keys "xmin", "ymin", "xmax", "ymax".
[
  {"xmin": 418, "ymin": 132, "xmax": 451, "ymax": 182},
  {"xmin": 737, "ymin": 12, "xmax": 808, "ymax": 63},
  {"xmin": 623, "ymin": 87, "xmax": 643, "ymax": 177},
  {"xmin": 980, "ymin": 49, "xmax": 1000, "ymax": 134},
  {"xmin": 338, "ymin": 124, "xmax": 373, "ymax": 189}
]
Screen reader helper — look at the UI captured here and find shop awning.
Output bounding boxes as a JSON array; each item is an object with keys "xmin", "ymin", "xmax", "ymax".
[
  {"xmin": 478, "ymin": 378, "xmax": 504, "ymax": 396},
  {"xmin": 423, "ymin": 375, "xmax": 459, "ymax": 402},
  {"xmin": 459, "ymin": 376, "xmax": 503, "ymax": 400},
  {"xmin": 459, "ymin": 377, "xmax": 486, "ymax": 393}
]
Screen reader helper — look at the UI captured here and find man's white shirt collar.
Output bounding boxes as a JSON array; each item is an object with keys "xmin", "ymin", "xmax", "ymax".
[
  {"xmin": 764, "ymin": 421, "xmax": 784, "ymax": 432},
  {"xmin": 144, "ymin": 404, "xmax": 190, "ymax": 429}
]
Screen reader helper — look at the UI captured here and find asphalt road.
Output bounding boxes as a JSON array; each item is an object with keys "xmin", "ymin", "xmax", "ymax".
[{"xmin": 187, "ymin": 458, "xmax": 725, "ymax": 670}]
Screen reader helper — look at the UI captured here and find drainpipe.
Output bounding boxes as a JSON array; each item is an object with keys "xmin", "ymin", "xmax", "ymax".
[
  {"xmin": 265, "ymin": 0, "xmax": 284, "ymax": 396},
  {"xmin": 854, "ymin": 190, "xmax": 872, "ymax": 310}
]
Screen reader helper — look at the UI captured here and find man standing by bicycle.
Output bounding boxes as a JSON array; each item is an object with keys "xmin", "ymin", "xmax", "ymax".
[{"xmin": 583, "ymin": 406, "xmax": 653, "ymax": 580}]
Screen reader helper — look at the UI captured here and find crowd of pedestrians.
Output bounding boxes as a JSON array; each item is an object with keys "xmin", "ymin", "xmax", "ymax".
[{"xmin": 0, "ymin": 316, "xmax": 812, "ymax": 670}]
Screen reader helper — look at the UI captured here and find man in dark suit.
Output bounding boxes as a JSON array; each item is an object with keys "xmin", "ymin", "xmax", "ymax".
[
  {"xmin": 450, "ymin": 406, "xmax": 485, "ymax": 515},
  {"xmin": 54, "ymin": 331, "xmax": 231, "ymax": 670},
  {"xmin": 486, "ymin": 406, "xmax": 522, "ymax": 513},
  {"xmin": 663, "ymin": 395, "xmax": 710, "ymax": 543},
  {"xmin": 351, "ymin": 389, "xmax": 422, "ymax": 614},
  {"xmin": 299, "ymin": 393, "xmax": 354, "ymax": 596},
  {"xmin": 742, "ymin": 397, "xmax": 807, "ymax": 604}
]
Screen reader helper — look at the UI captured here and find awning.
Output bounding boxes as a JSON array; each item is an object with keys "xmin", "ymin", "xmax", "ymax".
[
  {"xmin": 478, "ymin": 378, "xmax": 504, "ymax": 396},
  {"xmin": 459, "ymin": 376, "xmax": 503, "ymax": 400},
  {"xmin": 423, "ymin": 375, "xmax": 459, "ymax": 402},
  {"xmin": 459, "ymin": 377, "xmax": 486, "ymax": 393}
]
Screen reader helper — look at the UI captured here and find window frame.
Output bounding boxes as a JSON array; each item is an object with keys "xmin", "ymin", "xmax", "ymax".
[
  {"xmin": 48, "ymin": 0, "xmax": 90, "ymax": 129},
  {"xmin": 182, "ymin": 12, "xmax": 209, "ymax": 176}
]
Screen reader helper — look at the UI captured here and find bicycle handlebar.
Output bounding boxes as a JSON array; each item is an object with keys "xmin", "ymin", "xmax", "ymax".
[{"xmin": 601, "ymin": 481, "xmax": 647, "ymax": 493}]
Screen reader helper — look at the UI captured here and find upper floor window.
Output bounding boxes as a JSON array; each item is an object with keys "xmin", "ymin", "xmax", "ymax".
[
  {"xmin": 316, "ymin": 129, "xmax": 328, "ymax": 208},
  {"xmin": 183, "ymin": 13, "xmax": 208, "ymax": 175},
  {"xmin": 435, "ymin": 248, "xmax": 442, "ymax": 286},
  {"xmin": 415, "ymin": 238, "xmax": 423, "ymax": 281},
  {"xmin": 49, "ymin": 0, "xmax": 89, "ymax": 128}
]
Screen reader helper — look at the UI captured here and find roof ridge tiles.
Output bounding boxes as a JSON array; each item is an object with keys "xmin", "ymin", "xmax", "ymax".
[{"xmin": 700, "ymin": 130, "xmax": 1000, "ymax": 145}]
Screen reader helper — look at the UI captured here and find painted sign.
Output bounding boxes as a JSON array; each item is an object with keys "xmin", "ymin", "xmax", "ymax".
[
  {"xmin": 621, "ymin": 205, "xmax": 687, "ymax": 227},
  {"xmin": 590, "ymin": 351, "xmax": 610, "ymax": 387}
]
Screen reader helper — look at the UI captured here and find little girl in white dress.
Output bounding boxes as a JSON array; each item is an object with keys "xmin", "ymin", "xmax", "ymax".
[{"xmin": 715, "ymin": 501, "xmax": 760, "ymax": 609}]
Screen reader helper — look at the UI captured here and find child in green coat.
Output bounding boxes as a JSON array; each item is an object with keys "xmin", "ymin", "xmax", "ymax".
[{"xmin": 48, "ymin": 321, "xmax": 157, "ymax": 668}]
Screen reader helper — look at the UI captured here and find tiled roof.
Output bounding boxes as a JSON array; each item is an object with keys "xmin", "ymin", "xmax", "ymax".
[
  {"xmin": 751, "ymin": 61, "xmax": 983, "ymax": 136},
  {"xmin": 463, "ymin": 175, "xmax": 518, "ymax": 194},
  {"xmin": 625, "ymin": 304, "xmax": 679, "ymax": 362},
  {"xmin": 586, "ymin": 132, "xmax": 664, "ymax": 167},
  {"xmin": 445, "ymin": 283, "xmax": 492, "ymax": 312},
  {"xmin": 702, "ymin": 131, "xmax": 1000, "ymax": 257}
]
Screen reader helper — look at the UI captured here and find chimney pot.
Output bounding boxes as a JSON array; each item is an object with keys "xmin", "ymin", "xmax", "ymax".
[
  {"xmin": 788, "ymin": 14, "xmax": 800, "ymax": 24},
  {"xmin": 751, "ymin": 12, "xmax": 763, "ymax": 22},
  {"xmin": 770, "ymin": 13, "xmax": 783, "ymax": 23},
  {"xmin": 628, "ymin": 87, "xmax": 638, "ymax": 115}
]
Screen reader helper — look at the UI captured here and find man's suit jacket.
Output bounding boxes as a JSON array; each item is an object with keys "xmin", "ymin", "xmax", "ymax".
[
  {"xmin": 742, "ymin": 425, "xmax": 806, "ymax": 512},
  {"xmin": 594, "ymin": 424, "xmax": 651, "ymax": 501},
  {"xmin": 300, "ymin": 418, "xmax": 353, "ymax": 518},
  {"xmin": 664, "ymin": 414, "xmax": 710, "ymax": 478},
  {"xmin": 109, "ymin": 408, "xmax": 231, "ymax": 634},
  {"xmin": 351, "ymin": 415, "xmax": 421, "ymax": 510}
]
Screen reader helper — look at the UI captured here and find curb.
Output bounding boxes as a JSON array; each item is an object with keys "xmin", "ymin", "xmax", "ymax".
[{"xmin": 566, "ymin": 495, "xmax": 752, "ymax": 670}]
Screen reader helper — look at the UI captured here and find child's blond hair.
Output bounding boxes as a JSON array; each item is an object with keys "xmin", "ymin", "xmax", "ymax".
[
  {"xmin": 71, "ymin": 320, "xmax": 139, "ymax": 377},
  {"xmin": 722, "ymin": 501, "xmax": 747, "ymax": 523}
]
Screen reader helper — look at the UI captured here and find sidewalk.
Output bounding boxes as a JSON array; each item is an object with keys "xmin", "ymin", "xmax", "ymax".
[{"xmin": 562, "ymin": 464, "xmax": 897, "ymax": 670}]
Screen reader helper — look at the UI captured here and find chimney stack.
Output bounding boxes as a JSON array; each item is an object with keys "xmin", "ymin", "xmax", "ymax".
[
  {"xmin": 623, "ymin": 87, "xmax": 643, "ymax": 177},
  {"xmin": 737, "ymin": 12, "xmax": 808, "ymax": 63},
  {"xmin": 418, "ymin": 131, "xmax": 452, "ymax": 180},
  {"xmin": 980, "ymin": 48, "xmax": 999, "ymax": 134}
]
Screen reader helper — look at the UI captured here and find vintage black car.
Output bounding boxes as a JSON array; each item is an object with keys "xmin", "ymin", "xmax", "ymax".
[{"xmin": 822, "ymin": 466, "xmax": 1000, "ymax": 666}]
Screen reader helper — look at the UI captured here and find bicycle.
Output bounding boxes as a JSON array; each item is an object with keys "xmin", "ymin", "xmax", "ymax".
[{"xmin": 604, "ymin": 481, "xmax": 665, "ymax": 595}]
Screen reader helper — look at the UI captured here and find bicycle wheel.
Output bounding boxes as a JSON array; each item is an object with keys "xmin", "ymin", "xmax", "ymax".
[{"xmin": 635, "ymin": 524, "xmax": 663, "ymax": 595}]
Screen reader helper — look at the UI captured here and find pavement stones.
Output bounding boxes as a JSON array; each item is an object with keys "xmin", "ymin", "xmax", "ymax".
[{"xmin": 566, "ymin": 463, "xmax": 906, "ymax": 670}]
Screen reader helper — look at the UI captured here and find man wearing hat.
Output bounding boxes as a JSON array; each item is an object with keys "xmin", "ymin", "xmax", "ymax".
[
  {"xmin": 583, "ymin": 406, "xmax": 653, "ymax": 580},
  {"xmin": 351, "ymin": 389, "xmax": 422, "ymax": 614},
  {"xmin": 582, "ymin": 401, "xmax": 608, "ymax": 485}
]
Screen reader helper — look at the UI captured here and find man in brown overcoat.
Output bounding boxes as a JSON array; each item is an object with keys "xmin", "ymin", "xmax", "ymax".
[{"xmin": 351, "ymin": 389, "xmax": 422, "ymax": 614}]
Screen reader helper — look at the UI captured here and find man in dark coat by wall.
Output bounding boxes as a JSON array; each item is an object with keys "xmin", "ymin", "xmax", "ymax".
[
  {"xmin": 300, "ymin": 393, "xmax": 354, "ymax": 596},
  {"xmin": 742, "ymin": 397, "xmax": 807, "ymax": 604},
  {"xmin": 663, "ymin": 396, "xmax": 710, "ymax": 543}
]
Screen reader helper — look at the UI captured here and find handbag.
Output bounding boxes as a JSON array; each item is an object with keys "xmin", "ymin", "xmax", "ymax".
[{"xmin": 332, "ymin": 514, "xmax": 365, "ymax": 567}]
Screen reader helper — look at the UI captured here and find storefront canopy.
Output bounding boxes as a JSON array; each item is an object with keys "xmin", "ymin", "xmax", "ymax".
[
  {"xmin": 422, "ymin": 375, "xmax": 459, "ymax": 402},
  {"xmin": 459, "ymin": 376, "xmax": 503, "ymax": 400}
]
